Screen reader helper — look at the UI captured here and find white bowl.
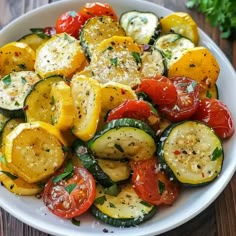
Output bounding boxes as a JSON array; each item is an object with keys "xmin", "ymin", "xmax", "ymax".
[{"xmin": 0, "ymin": 0, "xmax": 236, "ymax": 235}]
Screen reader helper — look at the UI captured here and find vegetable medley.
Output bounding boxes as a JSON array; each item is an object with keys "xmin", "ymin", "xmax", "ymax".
[{"xmin": 0, "ymin": 2, "xmax": 234, "ymax": 228}]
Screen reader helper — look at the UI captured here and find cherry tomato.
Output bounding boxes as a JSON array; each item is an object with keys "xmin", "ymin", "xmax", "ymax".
[
  {"xmin": 192, "ymin": 98, "xmax": 234, "ymax": 139},
  {"xmin": 43, "ymin": 166, "xmax": 96, "ymax": 219},
  {"xmin": 79, "ymin": 2, "xmax": 118, "ymax": 21},
  {"xmin": 130, "ymin": 157, "xmax": 180, "ymax": 206},
  {"xmin": 43, "ymin": 27, "xmax": 56, "ymax": 36},
  {"xmin": 159, "ymin": 76, "xmax": 200, "ymax": 122},
  {"xmin": 55, "ymin": 11, "xmax": 86, "ymax": 38},
  {"xmin": 136, "ymin": 75, "xmax": 177, "ymax": 105},
  {"xmin": 106, "ymin": 100, "xmax": 160, "ymax": 130}
]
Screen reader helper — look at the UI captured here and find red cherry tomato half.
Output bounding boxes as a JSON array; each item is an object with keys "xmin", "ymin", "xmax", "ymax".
[
  {"xmin": 136, "ymin": 75, "xmax": 177, "ymax": 105},
  {"xmin": 192, "ymin": 98, "xmax": 234, "ymax": 139},
  {"xmin": 55, "ymin": 11, "xmax": 86, "ymax": 38},
  {"xmin": 106, "ymin": 99, "xmax": 160, "ymax": 130},
  {"xmin": 130, "ymin": 157, "xmax": 180, "ymax": 206},
  {"xmin": 79, "ymin": 2, "xmax": 118, "ymax": 21},
  {"xmin": 43, "ymin": 166, "xmax": 96, "ymax": 219},
  {"xmin": 159, "ymin": 76, "xmax": 200, "ymax": 122}
]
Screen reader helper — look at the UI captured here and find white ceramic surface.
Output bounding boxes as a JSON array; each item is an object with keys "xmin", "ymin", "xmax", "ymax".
[{"xmin": 0, "ymin": 0, "xmax": 236, "ymax": 235}]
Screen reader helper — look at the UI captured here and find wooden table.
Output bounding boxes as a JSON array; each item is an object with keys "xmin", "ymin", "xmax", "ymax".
[{"xmin": 0, "ymin": 0, "xmax": 235, "ymax": 235}]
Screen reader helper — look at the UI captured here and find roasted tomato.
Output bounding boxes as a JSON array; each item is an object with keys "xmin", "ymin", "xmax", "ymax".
[
  {"xmin": 55, "ymin": 11, "xmax": 86, "ymax": 38},
  {"xmin": 106, "ymin": 99, "xmax": 160, "ymax": 129},
  {"xmin": 192, "ymin": 98, "xmax": 234, "ymax": 139},
  {"xmin": 159, "ymin": 76, "xmax": 200, "ymax": 122},
  {"xmin": 136, "ymin": 75, "xmax": 177, "ymax": 105},
  {"xmin": 130, "ymin": 157, "xmax": 180, "ymax": 206},
  {"xmin": 79, "ymin": 2, "xmax": 118, "ymax": 21},
  {"xmin": 43, "ymin": 165, "xmax": 96, "ymax": 219}
]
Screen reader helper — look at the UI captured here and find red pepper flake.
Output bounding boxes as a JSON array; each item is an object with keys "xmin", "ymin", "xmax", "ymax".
[
  {"xmin": 121, "ymin": 88, "xmax": 126, "ymax": 95},
  {"xmin": 201, "ymin": 172, "xmax": 205, "ymax": 178},
  {"xmin": 15, "ymin": 51, "xmax": 20, "ymax": 57},
  {"xmin": 174, "ymin": 150, "xmax": 181, "ymax": 155},
  {"xmin": 23, "ymin": 105, "xmax": 29, "ymax": 111}
]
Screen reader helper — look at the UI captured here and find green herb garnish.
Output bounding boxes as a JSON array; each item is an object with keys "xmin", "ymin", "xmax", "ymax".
[
  {"xmin": 2, "ymin": 74, "xmax": 11, "ymax": 86},
  {"xmin": 158, "ymin": 180, "xmax": 165, "ymax": 195},
  {"xmin": 52, "ymin": 160, "xmax": 73, "ymax": 183},
  {"xmin": 65, "ymin": 183, "xmax": 77, "ymax": 194},
  {"xmin": 211, "ymin": 147, "xmax": 223, "ymax": 161},
  {"xmin": 186, "ymin": 0, "xmax": 236, "ymax": 38}
]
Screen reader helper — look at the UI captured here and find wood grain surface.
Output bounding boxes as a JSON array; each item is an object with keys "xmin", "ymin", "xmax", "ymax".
[{"xmin": 0, "ymin": 0, "xmax": 235, "ymax": 236}]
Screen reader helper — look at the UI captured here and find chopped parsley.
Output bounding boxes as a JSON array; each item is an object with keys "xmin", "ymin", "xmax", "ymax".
[
  {"xmin": 2, "ymin": 74, "xmax": 11, "ymax": 86},
  {"xmin": 132, "ymin": 51, "xmax": 141, "ymax": 64},
  {"xmin": 65, "ymin": 183, "xmax": 77, "ymax": 194},
  {"xmin": 52, "ymin": 160, "xmax": 73, "ymax": 183},
  {"xmin": 110, "ymin": 57, "xmax": 118, "ymax": 67},
  {"xmin": 211, "ymin": 147, "xmax": 223, "ymax": 161}
]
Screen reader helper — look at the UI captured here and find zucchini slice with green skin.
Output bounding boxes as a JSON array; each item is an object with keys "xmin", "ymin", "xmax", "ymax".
[
  {"xmin": 88, "ymin": 118, "xmax": 156, "ymax": 161},
  {"xmin": 18, "ymin": 33, "xmax": 50, "ymax": 51},
  {"xmin": 120, "ymin": 11, "xmax": 161, "ymax": 45},
  {"xmin": 91, "ymin": 183, "xmax": 157, "ymax": 227},
  {"xmin": 157, "ymin": 121, "xmax": 223, "ymax": 185},
  {"xmin": 24, "ymin": 75, "xmax": 64, "ymax": 123},
  {"xmin": 97, "ymin": 159, "xmax": 131, "ymax": 182},
  {"xmin": 154, "ymin": 33, "xmax": 195, "ymax": 68},
  {"xmin": 80, "ymin": 16, "xmax": 125, "ymax": 59},
  {"xmin": 72, "ymin": 139, "xmax": 114, "ymax": 188},
  {"xmin": 0, "ymin": 71, "xmax": 41, "ymax": 118},
  {"xmin": 141, "ymin": 47, "xmax": 167, "ymax": 77}
]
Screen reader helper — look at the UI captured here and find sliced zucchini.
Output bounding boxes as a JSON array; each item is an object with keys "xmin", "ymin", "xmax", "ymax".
[
  {"xmin": 70, "ymin": 74, "xmax": 101, "ymax": 141},
  {"xmin": 89, "ymin": 36, "xmax": 142, "ymax": 87},
  {"xmin": 24, "ymin": 75, "xmax": 64, "ymax": 123},
  {"xmin": 72, "ymin": 139, "xmax": 114, "ymax": 187},
  {"xmin": 80, "ymin": 16, "xmax": 125, "ymax": 59},
  {"xmin": 0, "ymin": 113, "xmax": 10, "ymax": 134},
  {"xmin": 34, "ymin": 33, "xmax": 86, "ymax": 78},
  {"xmin": 157, "ymin": 121, "xmax": 223, "ymax": 185},
  {"xmin": 154, "ymin": 33, "xmax": 195, "ymax": 69},
  {"xmin": 91, "ymin": 183, "xmax": 157, "ymax": 227},
  {"xmin": 97, "ymin": 159, "xmax": 131, "ymax": 182},
  {"xmin": 0, "ymin": 71, "xmax": 41, "ymax": 118},
  {"xmin": 199, "ymin": 84, "xmax": 219, "ymax": 99},
  {"xmin": 120, "ymin": 11, "xmax": 161, "ymax": 45},
  {"xmin": 1, "ymin": 118, "xmax": 24, "ymax": 152},
  {"xmin": 4, "ymin": 121, "xmax": 67, "ymax": 183},
  {"xmin": 141, "ymin": 47, "xmax": 167, "ymax": 77},
  {"xmin": 18, "ymin": 33, "xmax": 50, "ymax": 51},
  {"xmin": 88, "ymin": 118, "xmax": 156, "ymax": 161}
]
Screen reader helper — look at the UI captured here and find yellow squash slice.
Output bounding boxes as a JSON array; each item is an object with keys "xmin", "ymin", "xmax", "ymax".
[
  {"xmin": 89, "ymin": 36, "xmax": 142, "ymax": 87},
  {"xmin": 0, "ymin": 157, "xmax": 41, "ymax": 195},
  {"xmin": 160, "ymin": 12, "xmax": 199, "ymax": 45},
  {"xmin": 70, "ymin": 74, "xmax": 101, "ymax": 141},
  {"xmin": 98, "ymin": 81, "xmax": 137, "ymax": 129},
  {"xmin": 50, "ymin": 81, "xmax": 75, "ymax": 131},
  {"xmin": 0, "ymin": 42, "xmax": 35, "ymax": 76},
  {"xmin": 168, "ymin": 46, "xmax": 220, "ymax": 88},
  {"xmin": 4, "ymin": 121, "xmax": 67, "ymax": 183},
  {"xmin": 34, "ymin": 33, "xmax": 86, "ymax": 78}
]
